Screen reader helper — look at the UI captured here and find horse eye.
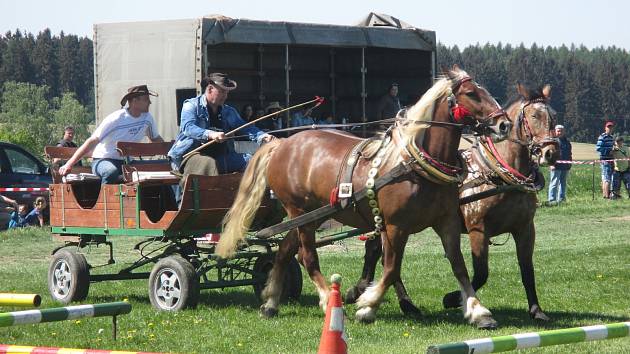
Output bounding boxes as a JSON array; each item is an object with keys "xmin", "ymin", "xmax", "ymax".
[{"xmin": 465, "ymin": 91, "xmax": 477, "ymax": 98}]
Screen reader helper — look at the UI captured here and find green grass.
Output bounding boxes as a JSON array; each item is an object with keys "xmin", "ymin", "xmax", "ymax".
[{"xmin": 0, "ymin": 164, "xmax": 629, "ymax": 353}]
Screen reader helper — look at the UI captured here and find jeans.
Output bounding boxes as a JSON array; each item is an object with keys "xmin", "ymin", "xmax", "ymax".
[
  {"xmin": 548, "ymin": 169, "xmax": 569, "ymax": 202},
  {"xmin": 611, "ymin": 170, "xmax": 630, "ymax": 197},
  {"xmin": 92, "ymin": 158, "xmax": 124, "ymax": 184},
  {"xmin": 600, "ymin": 161, "xmax": 613, "ymax": 182}
]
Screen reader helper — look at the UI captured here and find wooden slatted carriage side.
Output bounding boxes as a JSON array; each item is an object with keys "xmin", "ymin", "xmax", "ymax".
[{"xmin": 45, "ymin": 143, "xmax": 279, "ymax": 239}]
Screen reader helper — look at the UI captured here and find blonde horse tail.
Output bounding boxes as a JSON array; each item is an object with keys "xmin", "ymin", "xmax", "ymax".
[{"xmin": 216, "ymin": 139, "xmax": 281, "ymax": 258}]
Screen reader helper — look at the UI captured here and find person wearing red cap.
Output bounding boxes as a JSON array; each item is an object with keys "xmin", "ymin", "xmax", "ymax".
[{"xmin": 595, "ymin": 121, "xmax": 615, "ymax": 198}]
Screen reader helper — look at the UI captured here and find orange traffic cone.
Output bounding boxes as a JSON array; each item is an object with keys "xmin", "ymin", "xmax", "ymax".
[{"xmin": 318, "ymin": 274, "xmax": 348, "ymax": 354}]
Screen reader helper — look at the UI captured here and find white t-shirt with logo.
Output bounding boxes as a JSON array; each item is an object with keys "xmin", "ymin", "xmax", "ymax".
[{"xmin": 91, "ymin": 109, "xmax": 159, "ymax": 159}]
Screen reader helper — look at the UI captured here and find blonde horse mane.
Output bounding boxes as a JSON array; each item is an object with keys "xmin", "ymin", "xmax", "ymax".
[{"xmin": 401, "ymin": 69, "xmax": 470, "ymax": 141}]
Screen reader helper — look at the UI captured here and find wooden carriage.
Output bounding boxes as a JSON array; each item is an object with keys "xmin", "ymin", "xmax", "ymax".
[{"xmin": 43, "ymin": 142, "xmax": 298, "ymax": 311}]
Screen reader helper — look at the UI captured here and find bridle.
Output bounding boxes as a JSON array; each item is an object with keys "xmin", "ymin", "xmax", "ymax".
[
  {"xmin": 510, "ymin": 97, "xmax": 559, "ymax": 160},
  {"xmin": 447, "ymin": 77, "xmax": 507, "ymax": 136},
  {"xmin": 393, "ymin": 75, "xmax": 508, "ymax": 185},
  {"xmin": 474, "ymin": 96, "xmax": 558, "ymax": 190}
]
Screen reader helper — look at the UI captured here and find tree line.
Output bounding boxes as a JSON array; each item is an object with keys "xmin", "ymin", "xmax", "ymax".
[
  {"xmin": 437, "ymin": 42, "xmax": 630, "ymax": 142},
  {"xmin": 0, "ymin": 29, "xmax": 93, "ymax": 156}
]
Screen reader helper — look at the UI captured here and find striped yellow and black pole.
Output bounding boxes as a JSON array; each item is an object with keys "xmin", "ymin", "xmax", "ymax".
[
  {"xmin": 0, "ymin": 344, "xmax": 163, "ymax": 353},
  {"xmin": 427, "ymin": 322, "xmax": 630, "ymax": 354},
  {"xmin": 0, "ymin": 294, "xmax": 41, "ymax": 308}
]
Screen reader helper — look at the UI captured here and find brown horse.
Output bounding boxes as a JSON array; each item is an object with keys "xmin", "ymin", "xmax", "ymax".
[
  {"xmin": 346, "ymin": 82, "xmax": 559, "ymax": 322},
  {"xmin": 216, "ymin": 66, "xmax": 511, "ymax": 328}
]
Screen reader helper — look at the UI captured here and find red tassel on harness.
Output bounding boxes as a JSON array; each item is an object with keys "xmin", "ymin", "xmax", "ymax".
[
  {"xmin": 329, "ymin": 187, "xmax": 339, "ymax": 206},
  {"xmin": 452, "ymin": 105, "xmax": 472, "ymax": 122}
]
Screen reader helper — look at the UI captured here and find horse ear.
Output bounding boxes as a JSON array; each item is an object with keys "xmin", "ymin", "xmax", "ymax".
[
  {"xmin": 452, "ymin": 64, "xmax": 461, "ymax": 72},
  {"xmin": 542, "ymin": 84, "xmax": 552, "ymax": 100},
  {"xmin": 516, "ymin": 81, "xmax": 529, "ymax": 99}
]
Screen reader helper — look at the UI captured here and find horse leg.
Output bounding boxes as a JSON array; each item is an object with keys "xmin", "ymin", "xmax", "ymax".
[
  {"xmin": 433, "ymin": 221, "xmax": 497, "ymax": 329},
  {"xmin": 513, "ymin": 222, "xmax": 550, "ymax": 321},
  {"xmin": 345, "ymin": 236, "xmax": 380, "ymax": 304},
  {"xmin": 346, "ymin": 236, "xmax": 422, "ymax": 317},
  {"xmin": 443, "ymin": 229, "xmax": 489, "ymax": 309},
  {"xmin": 260, "ymin": 229, "xmax": 300, "ymax": 318},
  {"xmin": 355, "ymin": 225, "xmax": 408, "ymax": 323},
  {"xmin": 297, "ymin": 224, "xmax": 330, "ymax": 312}
]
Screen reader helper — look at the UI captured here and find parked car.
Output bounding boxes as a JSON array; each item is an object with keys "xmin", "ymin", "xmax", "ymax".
[{"xmin": 0, "ymin": 142, "xmax": 52, "ymax": 229}]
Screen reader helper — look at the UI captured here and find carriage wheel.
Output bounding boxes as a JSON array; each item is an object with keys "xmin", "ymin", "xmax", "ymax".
[
  {"xmin": 253, "ymin": 254, "xmax": 303, "ymax": 302},
  {"xmin": 47, "ymin": 249, "xmax": 90, "ymax": 304},
  {"xmin": 149, "ymin": 256, "xmax": 199, "ymax": 311}
]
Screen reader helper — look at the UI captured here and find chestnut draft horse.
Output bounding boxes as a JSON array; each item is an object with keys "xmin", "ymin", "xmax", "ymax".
[
  {"xmin": 216, "ymin": 66, "xmax": 511, "ymax": 328},
  {"xmin": 347, "ymin": 82, "xmax": 559, "ymax": 322}
]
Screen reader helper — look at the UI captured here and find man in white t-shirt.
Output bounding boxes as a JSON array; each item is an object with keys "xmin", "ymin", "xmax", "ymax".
[{"xmin": 59, "ymin": 85, "xmax": 164, "ymax": 183}]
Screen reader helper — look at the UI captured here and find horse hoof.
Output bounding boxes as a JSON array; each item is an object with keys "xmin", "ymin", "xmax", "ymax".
[
  {"xmin": 345, "ymin": 287, "xmax": 361, "ymax": 304},
  {"xmin": 399, "ymin": 298, "xmax": 422, "ymax": 318},
  {"xmin": 476, "ymin": 317, "xmax": 498, "ymax": 330},
  {"xmin": 355, "ymin": 307, "xmax": 376, "ymax": 324},
  {"xmin": 530, "ymin": 305, "xmax": 551, "ymax": 322},
  {"xmin": 259, "ymin": 305, "xmax": 278, "ymax": 319},
  {"xmin": 442, "ymin": 291, "xmax": 462, "ymax": 309}
]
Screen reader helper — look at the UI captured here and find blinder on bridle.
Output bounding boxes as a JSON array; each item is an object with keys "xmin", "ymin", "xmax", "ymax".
[
  {"xmin": 515, "ymin": 97, "xmax": 559, "ymax": 157},
  {"xmin": 448, "ymin": 76, "xmax": 506, "ymax": 135}
]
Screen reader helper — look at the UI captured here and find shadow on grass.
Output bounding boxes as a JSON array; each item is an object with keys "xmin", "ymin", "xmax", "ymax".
[
  {"xmin": 90, "ymin": 289, "xmax": 323, "ymax": 312},
  {"xmin": 365, "ymin": 305, "xmax": 629, "ymax": 329}
]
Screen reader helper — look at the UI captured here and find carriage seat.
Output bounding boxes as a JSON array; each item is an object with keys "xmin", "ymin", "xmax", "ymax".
[
  {"xmin": 116, "ymin": 141, "xmax": 179, "ymax": 185},
  {"xmin": 44, "ymin": 146, "xmax": 98, "ymax": 184}
]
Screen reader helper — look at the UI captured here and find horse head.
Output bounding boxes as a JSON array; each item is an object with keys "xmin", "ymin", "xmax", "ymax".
[
  {"xmin": 508, "ymin": 82, "xmax": 560, "ymax": 166},
  {"xmin": 445, "ymin": 65, "xmax": 511, "ymax": 141}
]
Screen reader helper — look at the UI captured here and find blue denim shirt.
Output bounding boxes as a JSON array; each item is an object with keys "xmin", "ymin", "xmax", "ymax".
[{"xmin": 168, "ymin": 95, "xmax": 267, "ymax": 173}]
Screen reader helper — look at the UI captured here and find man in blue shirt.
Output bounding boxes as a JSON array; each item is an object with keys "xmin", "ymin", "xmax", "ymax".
[
  {"xmin": 595, "ymin": 121, "xmax": 615, "ymax": 198},
  {"xmin": 548, "ymin": 125, "xmax": 572, "ymax": 204},
  {"xmin": 168, "ymin": 73, "xmax": 274, "ymax": 181}
]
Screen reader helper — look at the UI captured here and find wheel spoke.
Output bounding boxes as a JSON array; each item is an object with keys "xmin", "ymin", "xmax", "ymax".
[
  {"xmin": 160, "ymin": 273, "xmax": 171, "ymax": 285},
  {"xmin": 168, "ymin": 274, "xmax": 179, "ymax": 287},
  {"xmin": 164, "ymin": 294, "xmax": 175, "ymax": 307}
]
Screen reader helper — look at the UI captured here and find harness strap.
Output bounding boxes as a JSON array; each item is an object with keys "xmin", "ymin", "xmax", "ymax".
[
  {"xmin": 336, "ymin": 138, "xmax": 378, "ymax": 209},
  {"xmin": 459, "ymin": 185, "xmax": 520, "ymax": 205},
  {"xmin": 255, "ymin": 163, "xmax": 411, "ymax": 239}
]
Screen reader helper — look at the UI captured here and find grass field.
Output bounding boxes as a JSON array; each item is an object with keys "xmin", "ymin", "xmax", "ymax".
[{"xmin": 0, "ymin": 165, "xmax": 628, "ymax": 353}]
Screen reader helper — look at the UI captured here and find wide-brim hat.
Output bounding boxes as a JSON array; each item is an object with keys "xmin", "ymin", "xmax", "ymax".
[
  {"xmin": 120, "ymin": 85, "xmax": 158, "ymax": 106},
  {"xmin": 265, "ymin": 101, "xmax": 283, "ymax": 111},
  {"xmin": 207, "ymin": 72, "xmax": 238, "ymax": 91}
]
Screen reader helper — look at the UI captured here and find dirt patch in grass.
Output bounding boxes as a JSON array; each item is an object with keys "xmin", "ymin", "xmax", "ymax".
[{"xmin": 607, "ymin": 215, "xmax": 630, "ymax": 222}]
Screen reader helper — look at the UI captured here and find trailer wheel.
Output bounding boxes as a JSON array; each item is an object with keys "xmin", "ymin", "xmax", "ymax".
[
  {"xmin": 48, "ymin": 249, "xmax": 90, "ymax": 304},
  {"xmin": 149, "ymin": 256, "xmax": 199, "ymax": 311},
  {"xmin": 253, "ymin": 255, "xmax": 303, "ymax": 302}
]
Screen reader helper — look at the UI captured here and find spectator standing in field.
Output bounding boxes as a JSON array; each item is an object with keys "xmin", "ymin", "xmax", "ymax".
[
  {"xmin": 595, "ymin": 121, "xmax": 615, "ymax": 198},
  {"xmin": 610, "ymin": 136, "xmax": 630, "ymax": 199},
  {"xmin": 376, "ymin": 83, "xmax": 401, "ymax": 121},
  {"xmin": 548, "ymin": 125, "xmax": 572, "ymax": 204}
]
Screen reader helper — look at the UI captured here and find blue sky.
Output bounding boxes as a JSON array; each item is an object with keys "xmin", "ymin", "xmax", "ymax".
[{"xmin": 2, "ymin": 0, "xmax": 629, "ymax": 50}]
